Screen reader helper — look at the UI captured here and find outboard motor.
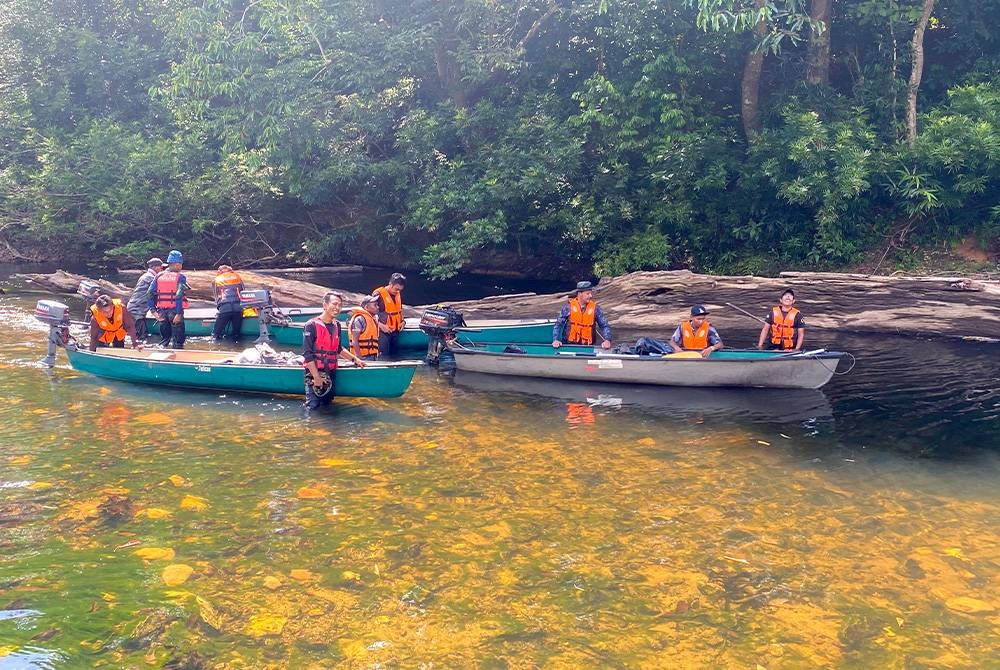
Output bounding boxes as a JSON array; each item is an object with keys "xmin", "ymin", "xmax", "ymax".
[
  {"xmin": 239, "ymin": 289, "xmax": 283, "ymax": 344},
  {"xmin": 418, "ymin": 305, "xmax": 465, "ymax": 366},
  {"xmin": 34, "ymin": 300, "xmax": 72, "ymax": 367}
]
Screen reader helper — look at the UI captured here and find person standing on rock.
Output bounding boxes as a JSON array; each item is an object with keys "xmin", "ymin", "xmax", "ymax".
[
  {"xmin": 126, "ymin": 257, "xmax": 165, "ymax": 343},
  {"xmin": 757, "ymin": 288, "xmax": 805, "ymax": 351},
  {"xmin": 552, "ymin": 281, "xmax": 612, "ymax": 350},
  {"xmin": 147, "ymin": 249, "xmax": 190, "ymax": 349},
  {"xmin": 373, "ymin": 272, "xmax": 406, "ymax": 358}
]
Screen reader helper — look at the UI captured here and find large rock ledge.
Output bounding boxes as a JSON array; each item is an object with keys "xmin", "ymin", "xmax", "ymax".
[
  {"xmin": 451, "ymin": 270, "xmax": 1000, "ymax": 342},
  {"xmin": 14, "ymin": 269, "xmax": 1000, "ymax": 341}
]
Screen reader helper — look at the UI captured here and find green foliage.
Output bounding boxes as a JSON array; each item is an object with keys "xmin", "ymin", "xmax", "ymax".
[{"xmin": 1, "ymin": 0, "xmax": 999, "ymax": 275}]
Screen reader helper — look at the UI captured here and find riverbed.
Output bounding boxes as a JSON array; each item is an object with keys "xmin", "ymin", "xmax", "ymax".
[{"xmin": 2, "ymin": 280, "xmax": 999, "ymax": 667}]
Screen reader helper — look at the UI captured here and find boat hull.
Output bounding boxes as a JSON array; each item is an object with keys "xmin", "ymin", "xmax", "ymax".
[
  {"xmin": 450, "ymin": 344, "xmax": 845, "ymax": 390},
  {"xmin": 266, "ymin": 317, "xmax": 556, "ymax": 350},
  {"xmin": 64, "ymin": 347, "xmax": 418, "ymax": 398},
  {"xmin": 143, "ymin": 307, "xmax": 321, "ymax": 338}
]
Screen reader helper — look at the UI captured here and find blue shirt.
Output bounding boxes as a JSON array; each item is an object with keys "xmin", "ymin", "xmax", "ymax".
[{"xmin": 553, "ymin": 301, "xmax": 612, "ymax": 343}]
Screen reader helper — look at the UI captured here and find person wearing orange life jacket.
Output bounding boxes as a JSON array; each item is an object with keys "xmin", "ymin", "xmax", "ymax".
[
  {"xmin": 146, "ymin": 249, "xmax": 190, "ymax": 349},
  {"xmin": 349, "ymin": 295, "xmax": 381, "ymax": 361},
  {"xmin": 670, "ymin": 304, "xmax": 724, "ymax": 358},
  {"xmin": 552, "ymin": 281, "xmax": 612, "ymax": 349},
  {"xmin": 211, "ymin": 264, "xmax": 246, "ymax": 343},
  {"xmin": 757, "ymin": 288, "xmax": 806, "ymax": 351},
  {"xmin": 302, "ymin": 292, "xmax": 367, "ymax": 409},
  {"xmin": 88, "ymin": 294, "xmax": 141, "ymax": 352},
  {"xmin": 372, "ymin": 272, "xmax": 406, "ymax": 358}
]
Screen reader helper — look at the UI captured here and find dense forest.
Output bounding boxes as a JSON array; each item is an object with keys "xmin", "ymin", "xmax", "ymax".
[{"xmin": 0, "ymin": 0, "xmax": 997, "ymax": 278}]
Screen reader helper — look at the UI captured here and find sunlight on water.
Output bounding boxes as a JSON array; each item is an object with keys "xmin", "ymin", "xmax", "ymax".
[{"xmin": 2, "ymin": 290, "xmax": 1000, "ymax": 667}]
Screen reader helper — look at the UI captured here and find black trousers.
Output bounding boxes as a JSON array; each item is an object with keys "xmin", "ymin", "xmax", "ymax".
[
  {"xmin": 132, "ymin": 314, "xmax": 149, "ymax": 342},
  {"xmin": 157, "ymin": 310, "xmax": 186, "ymax": 349},
  {"xmin": 379, "ymin": 331, "xmax": 401, "ymax": 359},
  {"xmin": 212, "ymin": 306, "xmax": 244, "ymax": 343},
  {"xmin": 304, "ymin": 370, "xmax": 336, "ymax": 409}
]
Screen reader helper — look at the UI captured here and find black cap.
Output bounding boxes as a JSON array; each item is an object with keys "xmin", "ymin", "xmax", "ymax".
[
  {"xmin": 576, "ymin": 281, "xmax": 593, "ymax": 291},
  {"xmin": 146, "ymin": 257, "xmax": 164, "ymax": 269},
  {"xmin": 361, "ymin": 295, "xmax": 378, "ymax": 306},
  {"xmin": 690, "ymin": 304, "xmax": 709, "ymax": 316},
  {"xmin": 389, "ymin": 272, "xmax": 406, "ymax": 285}
]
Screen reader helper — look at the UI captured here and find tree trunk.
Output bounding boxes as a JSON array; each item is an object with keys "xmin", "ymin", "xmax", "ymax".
[
  {"xmin": 434, "ymin": 0, "xmax": 467, "ymax": 108},
  {"xmin": 906, "ymin": 0, "xmax": 936, "ymax": 146},
  {"xmin": 805, "ymin": 0, "xmax": 833, "ymax": 86},
  {"xmin": 740, "ymin": 0, "xmax": 769, "ymax": 141}
]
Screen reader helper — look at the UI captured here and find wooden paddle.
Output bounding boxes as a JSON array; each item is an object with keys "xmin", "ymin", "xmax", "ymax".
[{"xmin": 662, "ymin": 351, "xmax": 703, "ymax": 359}]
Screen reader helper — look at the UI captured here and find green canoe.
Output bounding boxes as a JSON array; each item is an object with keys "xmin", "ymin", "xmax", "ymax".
[
  {"xmin": 265, "ymin": 317, "xmax": 556, "ymax": 350},
  {"xmin": 143, "ymin": 306, "xmax": 322, "ymax": 338},
  {"xmin": 63, "ymin": 346, "xmax": 419, "ymax": 398}
]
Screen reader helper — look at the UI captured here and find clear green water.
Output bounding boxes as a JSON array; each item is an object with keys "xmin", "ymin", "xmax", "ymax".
[{"xmin": 3, "ymin": 287, "xmax": 1000, "ymax": 668}]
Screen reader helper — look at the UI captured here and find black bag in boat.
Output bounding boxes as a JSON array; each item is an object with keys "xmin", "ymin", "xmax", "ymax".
[
  {"xmin": 418, "ymin": 306, "xmax": 466, "ymax": 336},
  {"xmin": 633, "ymin": 336, "xmax": 672, "ymax": 356}
]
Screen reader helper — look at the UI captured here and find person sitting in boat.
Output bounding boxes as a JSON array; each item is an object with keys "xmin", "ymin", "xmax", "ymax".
[
  {"xmin": 126, "ymin": 257, "xmax": 165, "ymax": 344},
  {"xmin": 757, "ymin": 288, "xmax": 805, "ymax": 351},
  {"xmin": 146, "ymin": 249, "xmax": 190, "ymax": 349},
  {"xmin": 372, "ymin": 272, "xmax": 406, "ymax": 358},
  {"xmin": 88, "ymin": 294, "xmax": 141, "ymax": 352},
  {"xmin": 303, "ymin": 292, "xmax": 367, "ymax": 410},
  {"xmin": 552, "ymin": 281, "xmax": 612, "ymax": 350},
  {"xmin": 211, "ymin": 264, "xmax": 246, "ymax": 344},
  {"xmin": 670, "ymin": 305, "xmax": 723, "ymax": 358},
  {"xmin": 349, "ymin": 295, "xmax": 381, "ymax": 362}
]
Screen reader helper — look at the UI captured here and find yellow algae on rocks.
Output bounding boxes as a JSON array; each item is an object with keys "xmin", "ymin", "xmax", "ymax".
[
  {"xmin": 290, "ymin": 569, "xmax": 319, "ymax": 582},
  {"xmin": 296, "ymin": 486, "xmax": 325, "ymax": 499},
  {"xmin": 134, "ymin": 547, "xmax": 175, "ymax": 561},
  {"xmin": 179, "ymin": 495, "xmax": 209, "ymax": 511},
  {"xmin": 766, "ymin": 602, "xmax": 842, "ymax": 667},
  {"xmin": 245, "ymin": 613, "xmax": 287, "ymax": 637},
  {"xmin": 167, "ymin": 474, "xmax": 188, "ymax": 487},
  {"xmin": 945, "ymin": 596, "xmax": 996, "ymax": 614},
  {"xmin": 263, "ymin": 576, "xmax": 283, "ymax": 590},
  {"xmin": 318, "ymin": 458, "xmax": 352, "ymax": 467},
  {"xmin": 137, "ymin": 507, "xmax": 172, "ymax": 520},
  {"xmin": 136, "ymin": 412, "xmax": 174, "ymax": 425},
  {"xmin": 161, "ymin": 564, "xmax": 194, "ymax": 586}
]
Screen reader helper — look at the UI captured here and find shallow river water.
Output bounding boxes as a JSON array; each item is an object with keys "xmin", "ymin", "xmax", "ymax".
[{"xmin": 2, "ymin": 277, "xmax": 1000, "ymax": 668}]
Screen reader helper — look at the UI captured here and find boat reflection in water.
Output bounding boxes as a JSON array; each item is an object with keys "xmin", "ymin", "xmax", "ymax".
[{"xmin": 451, "ymin": 370, "xmax": 833, "ymax": 425}]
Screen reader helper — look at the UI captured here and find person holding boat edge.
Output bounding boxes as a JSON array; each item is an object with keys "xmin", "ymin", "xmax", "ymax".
[
  {"xmin": 670, "ymin": 305, "xmax": 723, "ymax": 358},
  {"xmin": 757, "ymin": 289, "xmax": 805, "ymax": 351},
  {"xmin": 211, "ymin": 264, "xmax": 246, "ymax": 344},
  {"xmin": 373, "ymin": 272, "xmax": 406, "ymax": 358},
  {"xmin": 147, "ymin": 249, "xmax": 190, "ymax": 349},
  {"xmin": 303, "ymin": 292, "xmax": 367, "ymax": 410},
  {"xmin": 126, "ymin": 257, "xmax": 165, "ymax": 343},
  {"xmin": 89, "ymin": 294, "xmax": 141, "ymax": 352},
  {"xmin": 552, "ymin": 281, "xmax": 612, "ymax": 350},
  {"xmin": 349, "ymin": 295, "xmax": 381, "ymax": 361}
]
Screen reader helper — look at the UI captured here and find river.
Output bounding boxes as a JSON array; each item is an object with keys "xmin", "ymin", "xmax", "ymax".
[{"xmin": 2, "ymin": 265, "xmax": 999, "ymax": 668}]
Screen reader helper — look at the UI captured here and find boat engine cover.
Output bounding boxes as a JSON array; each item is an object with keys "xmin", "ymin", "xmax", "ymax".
[
  {"xmin": 240, "ymin": 289, "xmax": 272, "ymax": 309},
  {"xmin": 35, "ymin": 300, "xmax": 70, "ymax": 325},
  {"xmin": 419, "ymin": 306, "xmax": 466, "ymax": 336}
]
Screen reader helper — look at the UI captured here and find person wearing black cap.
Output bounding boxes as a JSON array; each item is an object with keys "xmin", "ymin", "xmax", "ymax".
[
  {"xmin": 372, "ymin": 272, "xmax": 406, "ymax": 358},
  {"xmin": 89, "ymin": 294, "xmax": 141, "ymax": 352},
  {"xmin": 349, "ymin": 295, "xmax": 381, "ymax": 361},
  {"xmin": 126, "ymin": 257, "xmax": 165, "ymax": 343},
  {"xmin": 670, "ymin": 305, "xmax": 723, "ymax": 357},
  {"xmin": 757, "ymin": 289, "xmax": 805, "ymax": 351},
  {"xmin": 552, "ymin": 281, "xmax": 612, "ymax": 349}
]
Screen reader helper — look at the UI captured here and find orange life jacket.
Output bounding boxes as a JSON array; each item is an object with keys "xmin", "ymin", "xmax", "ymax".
[
  {"xmin": 214, "ymin": 271, "xmax": 243, "ymax": 305},
  {"xmin": 154, "ymin": 271, "xmax": 189, "ymax": 310},
  {"xmin": 680, "ymin": 320, "xmax": 711, "ymax": 349},
  {"xmin": 90, "ymin": 300, "xmax": 127, "ymax": 344},
  {"xmin": 305, "ymin": 317, "xmax": 341, "ymax": 371},
  {"xmin": 769, "ymin": 306, "xmax": 800, "ymax": 350},
  {"xmin": 566, "ymin": 298, "xmax": 597, "ymax": 345},
  {"xmin": 349, "ymin": 308, "xmax": 379, "ymax": 357},
  {"xmin": 374, "ymin": 286, "xmax": 404, "ymax": 332}
]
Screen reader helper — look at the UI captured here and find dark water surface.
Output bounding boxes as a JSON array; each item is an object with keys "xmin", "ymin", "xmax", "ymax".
[{"xmin": 2, "ymin": 267, "xmax": 1000, "ymax": 668}]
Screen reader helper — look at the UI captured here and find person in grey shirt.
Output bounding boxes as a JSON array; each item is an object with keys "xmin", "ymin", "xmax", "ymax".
[{"xmin": 126, "ymin": 257, "xmax": 164, "ymax": 342}]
